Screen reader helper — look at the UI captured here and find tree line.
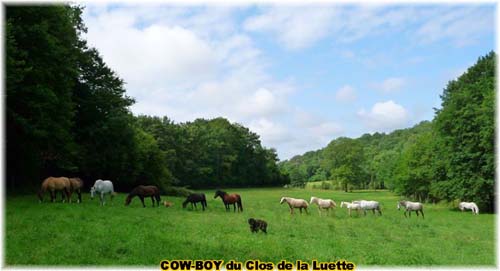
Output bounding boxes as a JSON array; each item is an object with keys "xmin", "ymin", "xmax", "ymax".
[
  {"xmin": 6, "ymin": 5, "xmax": 288, "ymax": 194},
  {"xmin": 280, "ymin": 52, "xmax": 495, "ymax": 212}
]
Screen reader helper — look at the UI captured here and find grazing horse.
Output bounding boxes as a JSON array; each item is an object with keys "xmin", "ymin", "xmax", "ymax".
[
  {"xmin": 69, "ymin": 177, "xmax": 84, "ymax": 203},
  {"xmin": 340, "ymin": 201, "xmax": 361, "ymax": 217},
  {"xmin": 309, "ymin": 196, "xmax": 336, "ymax": 216},
  {"xmin": 353, "ymin": 200, "xmax": 382, "ymax": 216},
  {"xmin": 91, "ymin": 179, "xmax": 115, "ymax": 206},
  {"xmin": 459, "ymin": 202, "xmax": 479, "ymax": 215},
  {"xmin": 183, "ymin": 193, "xmax": 207, "ymax": 211},
  {"xmin": 214, "ymin": 190, "xmax": 243, "ymax": 212},
  {"xmin": 398, "ymin": 200, "xmax": 424, "ymax": 218},
  {"xmin": 125, "ymin": 185, "xmax": 161, "ymax": 207},
  {"xmin": 38, "ymin": 177, "xmax": 71, "ymax": 203},
  {"xmin": 280, "ymin": 197, "xmax": 308, "ymax": 214}
]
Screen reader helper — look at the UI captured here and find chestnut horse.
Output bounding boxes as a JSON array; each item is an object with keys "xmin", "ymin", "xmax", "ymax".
[
  {"xmin": 214, "ymin": 190, "xmax": 243, "ymax": 212},
  {"xmin": 38, "ymin": 177, "xmax": 71, "ymax": 203},
  {"xmin": 125, "ymin": 185, "xmax": 161, "ymax": 207},
  {"xmin": 68, "ymin": 177, "xmax": 84, "ymax": 203}
]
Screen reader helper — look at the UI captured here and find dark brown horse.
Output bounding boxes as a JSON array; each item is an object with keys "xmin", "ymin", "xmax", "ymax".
[
  {"xmin": 38, "ymin": 177, "xmax": 72, "ymax": 203},
  {"xmin": 214, "ymin": 190, "xmax": 243, "ymax": 212},
  {"xmin": 125, "ymin": 185, "xmax": 161, "ymax": 207},
  {"xmin": 183, "ymin": 193, "xmax": 207, "ymax": 211}
]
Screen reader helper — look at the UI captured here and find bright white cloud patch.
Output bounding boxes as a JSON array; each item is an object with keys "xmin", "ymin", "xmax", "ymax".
[
  {"xmin": 358, "ymin": 100, "xmax": 409, "ymax": 132},
  {"xmin": 335, "ymin": 85, "xmax": 357, "ymax": 102}
]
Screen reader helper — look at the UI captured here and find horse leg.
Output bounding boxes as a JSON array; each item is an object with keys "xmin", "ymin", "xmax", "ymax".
[
  {"xmin": 151, "ymin": 196, "xmax": 155, "ymax": 207},
  {"xmin": 194, "ymin": 202, "xmax": 198, "ymax": 210},
  {"xmin": 100, "ymin": 192, "xmax": 105, "ymax": 206},
  {"xmin": 140, "ymin": 196, "xmax": 145, "ymax": 207},
  {"xmin": 66, "ymin": 188, "xmax": 72, "ymax": 203},
  {"xmin": 305, "ymin": 207, "xmax": 308, "ymax": 214},
  {"xmin": 233, "ymin": 203, "xmax": 236, "ymax": 212},
  {"xmin": 421, "ymin": 210, "xmax": 425, "ymax": 219}
]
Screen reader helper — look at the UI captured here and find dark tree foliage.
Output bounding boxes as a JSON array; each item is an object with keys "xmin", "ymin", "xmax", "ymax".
[
  {"xmin": 136, "ymin": 116, "xmax": 288, "ymax": 188},
  {"xmin": 6, "ymin": 6, "xmax": 81, "ymax": 190},
  {"xmin": 6, "ymin": 5, "xmax": 287, "ymax": 192}
]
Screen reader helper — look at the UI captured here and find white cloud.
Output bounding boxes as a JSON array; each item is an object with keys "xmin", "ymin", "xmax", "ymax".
[
  {"xmin": 373, "ymin": 77, "xmax": 406, "ymax": 93},
  {"xmin": 357, "ymin": 100, "xmax": 409, "ymax": 132},
  {"xmin": 244, "ymin": 6, "xmax": 493, "ymax": 50},
  {"xmin": 335, "ymin": 85, "xmax": 357, "ymax": 102},
  {"xmin": 415, "ymin": 7, "xmax": 494, "ymax": 47},
  {"xmin": 243, "ymin": 6, "xmax": 336, "ymax": 50}
]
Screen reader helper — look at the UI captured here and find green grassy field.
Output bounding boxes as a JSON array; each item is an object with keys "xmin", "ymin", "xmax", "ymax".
[{"xmin": 5, "ymin": 188, "xmax": 495, "ymax": 267}]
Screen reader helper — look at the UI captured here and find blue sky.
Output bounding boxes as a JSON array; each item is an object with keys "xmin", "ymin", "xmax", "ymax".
[{"xmin": 82, "ymin": 3, "xmax": 495, "ymax": 160}]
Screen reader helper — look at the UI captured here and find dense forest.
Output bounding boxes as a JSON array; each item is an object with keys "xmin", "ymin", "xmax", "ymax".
[
  {"xmin": 280, "ymin": 52, "xmax": 495, "ymax": 211},
  {"xmin": 6, "ymin": 5, "xmax": 288, "ymax": 194}
]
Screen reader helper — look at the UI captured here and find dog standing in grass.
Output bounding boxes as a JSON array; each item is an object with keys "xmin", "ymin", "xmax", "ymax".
[{"xmin": 248, "ymin": 218, "xmax": 267, "ymax": 234}]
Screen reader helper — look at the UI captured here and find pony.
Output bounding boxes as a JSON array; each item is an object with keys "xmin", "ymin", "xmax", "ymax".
[
  {"xmin": 309, "ymin": 196, "xmax": 336, "ymax": 216},
  {"xmin": 68, "ymin": 177, "xmax": 84, "ymax": 203},
  {"xmin": 214, "ymin": 190, "xmax": 243, "ymax": 212},
  {"xmin": 182, "ymin": 193, "xmax": 207, "ymax": 211},
  {"xmin": 90, "ymin": 179, "xmax": 115, "ymax": 206},
  {"xmin": 398, "ymin": 200, "xmax": 424, "ymax": 218},
  {"xmin": 459, "ymin": 202, "xmax": 479, "ymax": 215},
  {"xmin": 37, "ymin": 177, "xmax": 71, "ymax": 203},
  {"xmin": 340, "ymin": 201, "xmax": 361, "ymax": 217},
  {"xmin": 352, "ymin": 200, "xmax": 382, "ymax": 216},
  {"xmin": 125, "ymin": 185, "xmax": 161, "ymax": 207},
  {"xmin": 280, "ymin": 197, "xmax": 308, "ymax": 214}
]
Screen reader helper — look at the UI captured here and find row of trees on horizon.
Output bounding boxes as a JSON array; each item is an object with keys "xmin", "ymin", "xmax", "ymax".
[{"xmin": 280, "ymin": 52, "xmax": 495, "ymax": 212}]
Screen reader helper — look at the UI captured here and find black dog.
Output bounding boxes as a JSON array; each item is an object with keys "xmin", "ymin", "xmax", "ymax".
[{"xmin": 248, "ymin": 218, "xmax": 267, "ymax": 234}]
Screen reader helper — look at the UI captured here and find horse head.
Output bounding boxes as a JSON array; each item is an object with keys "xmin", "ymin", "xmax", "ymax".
[
  {"xmin": 309, "ymin": 197, "xmax": 316, "ymax": 205},
  {"xmin": 214, "ymin": 190, "xmax": 225, "ymax": 199},
  {"xmin": 397, "ymin": 201, "xmax": 406, "ymax": 210},
  {"xmin": 90, "ymin": 186, "xmax": 95, "ymax": 199},
  {"xmin": 280, "ymin": 197, "xmax": 287, "ymax": 204},
  {"xmin": 125, "ymin": 195, "xmax": 132, "ymax": 206}
]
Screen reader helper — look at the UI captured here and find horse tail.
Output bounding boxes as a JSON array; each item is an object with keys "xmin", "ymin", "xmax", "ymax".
[{"xmin": 237, "ymin": 195, "xmax": 243, "ymax": 212}]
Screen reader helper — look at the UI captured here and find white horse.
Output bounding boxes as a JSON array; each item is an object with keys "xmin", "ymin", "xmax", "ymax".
[
  {"xmin": 340, "ymin": 201, "xmax": 361, "ymax": 217},
  {"xmin": 309, "ymin": 196, "xmax": 336, "ymax": 216},
  {"xmin": 280, "ymin": 197, "xmax": 309, "ymax": 214},
  {"xmin": 459, "ymin": 202, "xmax": 479, "ymax": 215},
  {"xmin": 398, "ymin": 200, "xmax": 424, "ymax": 218},
  {"xmin": 352, "ymin": 200, "xmax": 382, "ymax": 216},
  {"xmin": 90, "ymin": 179, "xmax": 115, "ymax": 206}
]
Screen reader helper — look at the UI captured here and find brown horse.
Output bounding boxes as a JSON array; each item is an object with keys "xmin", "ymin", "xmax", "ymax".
[
  {"xmin": 69, "ymin": 177, "xmax": 84, "ymax": 203},
  {"xmin": 38, "ymin": 177, "xmax": 72, "ymax": 203},
  {"xmin": 125, "ymin": 185, "xmax": 161, "ymax": 207},
  {"xmin": 214, "ymin": 190, "xmax": 243, "ymax": 212}
]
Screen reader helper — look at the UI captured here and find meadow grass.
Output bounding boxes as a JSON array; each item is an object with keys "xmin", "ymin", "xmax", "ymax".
[{"xmin": 5, "ymin": 188, "xmax": 495, "ymax": 267}]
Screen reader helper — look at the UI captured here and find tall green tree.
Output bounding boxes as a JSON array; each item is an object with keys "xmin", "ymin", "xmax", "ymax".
[
  {"xmin": 433, "ymin": 52, "xmax": 495, "ymax": 211},
  {"xmin": 6, "ymin": 6, "xmax": 81, "ymax": 190}
]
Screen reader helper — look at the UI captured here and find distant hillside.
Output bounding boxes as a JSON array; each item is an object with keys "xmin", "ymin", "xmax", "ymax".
[{"xmin": 279, "ymin": 52, "xmax": 495, "ymax": 212}]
